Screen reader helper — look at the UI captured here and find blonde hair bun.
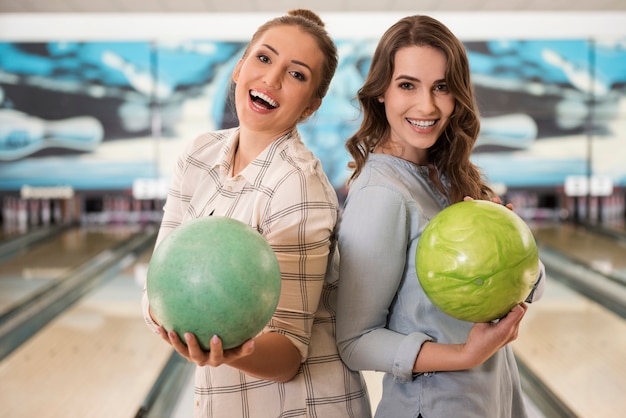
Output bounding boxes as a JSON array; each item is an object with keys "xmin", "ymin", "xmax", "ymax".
[{"xmin": 288, "ymin": 9, "xmax": 325, "ymax": 27}]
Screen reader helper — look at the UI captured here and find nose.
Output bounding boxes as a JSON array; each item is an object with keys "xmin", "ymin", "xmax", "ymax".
[
  {"xmin": 416, "ymin": 88, "xmax": 437, "ymax": 113},
  {"xmin": 263, "ymin": 66, "xmax": 282, "ymax": 89}
]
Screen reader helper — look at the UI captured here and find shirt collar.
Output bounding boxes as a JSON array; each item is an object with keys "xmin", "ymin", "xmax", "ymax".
[
  {"xmin": 214, "ymin": 128, "xmax": 239, "ymax": 177},
  {"xmin": 217, "ymin": 128, "xmax": 297, "ymax": 184}
]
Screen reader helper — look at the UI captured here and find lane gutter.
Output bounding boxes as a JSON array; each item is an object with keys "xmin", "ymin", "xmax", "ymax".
[{"xmin": 0, "ymin": 226, "xmax": 158, "ymax": 362}]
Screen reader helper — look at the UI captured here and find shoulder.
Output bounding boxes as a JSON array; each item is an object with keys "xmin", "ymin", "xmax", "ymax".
[
  {"xmin": 349, "ymin": 154, "xmax": 408, "ymax": 194},
  {"xmin": 266, "ymin": 133, "xmax": 338, "ymax": 205},
  {"xmin": 175, "ymin": 128, "xmax": 236, "ymax": 172},
  {"xmin": 279, "ymin": 133, "xmax": 325, "ymax": 174},
  {"xmin": 185, "ymin": 127, "xmax": 236, "ymax": 155},
  {"xmin": 345, "ymin": 155, "xmax": 428, "ymax": 217}
]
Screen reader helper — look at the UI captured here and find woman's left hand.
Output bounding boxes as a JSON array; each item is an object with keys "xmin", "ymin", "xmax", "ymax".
[{"xmin": 463, "ymin": 195, "xmax": 513, "ymax": 211}]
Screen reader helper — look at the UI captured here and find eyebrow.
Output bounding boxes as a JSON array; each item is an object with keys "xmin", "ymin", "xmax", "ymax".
[
  {"xmin": 262, "ymin": 43, "xmax": 313, "ymax": 73},
  {"xmin": 395, "ymin": 74, "xmax": 446, "ymax": 84},
  {"xmin": 396, "ymin": 74, "xmax": 419, "ymax": 82}
]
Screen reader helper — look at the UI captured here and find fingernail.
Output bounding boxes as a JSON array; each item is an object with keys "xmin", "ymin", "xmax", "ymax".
[
  {"xmin": 212, "ymin": 335, "xmax": 219, "ymax": 344},
  {"xmin": 185, "ymin": 333, "xmax": 192, "ymax": 341}
]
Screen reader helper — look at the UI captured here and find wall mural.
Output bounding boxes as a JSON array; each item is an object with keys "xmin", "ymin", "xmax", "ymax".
[{"xmin": 0, "ymin": 37, "xmax": 625, "ymax": 194}]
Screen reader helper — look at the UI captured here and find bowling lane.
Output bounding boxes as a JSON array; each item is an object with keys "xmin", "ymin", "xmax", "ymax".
[
  {"xmin": 513, "ymin": 273, "xmax": 626, "ymax": 418},
  {"xmin": 0, "ymin": 248, "xmax": 175, "ymax": 418},
  {"xmin": 0, "ymin": 224, "xmax": 146, "ymax": 318},
  {"xmin": 531, "ymin": 222, "xmax": 626, "ymax": 282}
]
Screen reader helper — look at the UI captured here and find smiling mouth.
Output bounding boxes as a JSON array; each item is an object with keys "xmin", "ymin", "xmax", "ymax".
[
  {"xmin": 407, "ymin": 119, "xmax": 436, "ymax": 128},
  {"xmin": 250, "ymin": 90, "xmax": 278, "ymax": 109}
]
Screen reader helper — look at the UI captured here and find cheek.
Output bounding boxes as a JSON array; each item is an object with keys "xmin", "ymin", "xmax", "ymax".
[
  {"xmin": 441, "ymin": 97, "xmax": 456, "ymax": 117},
  {"xmin": 234, "ymin": 84, "xmax": 247, "ymax": 105},
  {"xmin": 382, "ymin": 103, "xmax": 398, "ymax": 126},
  {"xmin": 382, "ymin": 98, "xmax": 404, "ymax": 119}
]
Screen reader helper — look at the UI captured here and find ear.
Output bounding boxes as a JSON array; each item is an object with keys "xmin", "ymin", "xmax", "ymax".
[
  {"xmin": 305, "ymin": 98, "xmax": 322, "ymax": 116},
  {"xmin": 232, "ymin": 59, "xmax": 243, "ymax": 83}
]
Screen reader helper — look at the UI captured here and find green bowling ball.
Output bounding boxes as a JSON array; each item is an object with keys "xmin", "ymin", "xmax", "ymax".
[
  {"xmin": 416, "ymin": 200, "xmax": 538, "ymax": 323},
  {"xmin": 147, "ymin": 216, "xmax": 281, "ymax": 350}
]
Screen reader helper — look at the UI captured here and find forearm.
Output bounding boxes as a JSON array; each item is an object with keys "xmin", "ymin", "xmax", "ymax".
[
  {"xmin": 229, "ymin": 333, "xmax": 302, "ymax": 382},
  {"xmin": 148, "ymin": 304, "xmax": 302, "ymax": 382},
  {"xmin": 142, "ymin": 287, "xmax": 160, "ymax": 332},
  {"xmin": 413, "ymin": 304, "xmax": 527, "ymax": 374},
  {"xmin": 412, "ymin": 341, "xmax": 474, "ymax": 373}
]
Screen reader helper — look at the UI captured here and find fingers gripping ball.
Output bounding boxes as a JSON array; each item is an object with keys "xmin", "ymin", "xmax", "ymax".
[
  {"xmin": 416, "ymin": 200, "xmax": 538, "ymax": 323},
  {"xmin": 147, "ymin": 216, "xmax": 281, "ymax": 350}
]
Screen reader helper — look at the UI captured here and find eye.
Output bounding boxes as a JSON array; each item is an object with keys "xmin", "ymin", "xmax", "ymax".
[
  {"xmin": 257, "ymin": 54, "xmax": 270, "ymax": 64},
  {"xmin": 399, "ymin": 82, "xmax": 414, "ymax": 90},
  {"xmin": 434, "ymin": 83, "xmax": 449, "ymax": 93},
  {"xmin": 290, "ymin": 70, "xmax": 306, "ymax": 81}
]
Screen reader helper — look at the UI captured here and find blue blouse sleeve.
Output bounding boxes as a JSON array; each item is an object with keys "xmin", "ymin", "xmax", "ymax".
[
  {"xmin": 336, "ymin": 183, "xmax": 432, "ymax": 381},
  {"xmin": 525, "ymin": 259, "xmax": 546, "ymax": 303}
]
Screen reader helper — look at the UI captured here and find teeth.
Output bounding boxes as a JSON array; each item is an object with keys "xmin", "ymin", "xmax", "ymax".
[
  {"xmin": 251, "ymin": 90, "xmax": 278, "ymax": 108},
  {"xmin": 408, "ymin": 119, "xmax": 435, "ymax": 128}
]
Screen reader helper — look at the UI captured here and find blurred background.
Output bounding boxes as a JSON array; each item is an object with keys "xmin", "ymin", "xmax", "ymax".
[{"xmin": 0, "ymin": 1, "xmax": 625, "ymax": 417}]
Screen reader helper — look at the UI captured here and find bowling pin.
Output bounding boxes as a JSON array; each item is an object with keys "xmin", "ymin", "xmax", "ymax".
[
  {"xmin": 140, "ymin": 199, "xmax": 152, "ymax": 223},
  {"xmin": 541, "ymin": 48, "xmax": 608, "ymax": 97},
  {"xmin": 130, "ymin": 197, "xmax": 142, "ymax": 224},
  {"xmin": 0, "ymin": 109, "xmax": 104, "ymax": 161},
  {"xmin": 477, "ymin": 113, "xmax": 538, "ymax": 150},
  {"xmin": 17, "ymin": 199, "xmax": 27, "ymax": 231},
  {"xmin": 2, "ymin": 196, "xmax": 15, "ymax": 232},
  {"xmin": 41, "ymin": 199, "xmax": 51, "ymax": 226},
  {"xmin": 53, "ymin": 199, "xmax": 63, "ymax": 224},
  {"xmin": 28, "ymin": 199, "xmax": 39, "ymax": 227},
  {"xmin": 589, "ymin": 196, "xmax": 599, "ymax": 224},
  {"xmin": 101, "ymin": 50, "xmax": 172, "ymax": 99}
]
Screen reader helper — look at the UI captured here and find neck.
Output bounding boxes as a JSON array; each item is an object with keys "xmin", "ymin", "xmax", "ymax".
[
  {"xmin": 374, "ymin": 143, "xmax": 430, "ymax": 167},
  {"xmin": 238, "ymin": 126, "xmax": 293, "ymax": 150},
  {"xmin": 234, "ymin": 127, "xmax": 294, "ymax": 171},
  {"xmin": 232, "ymin": 146, "xmax": 245, "ymax": 176}
]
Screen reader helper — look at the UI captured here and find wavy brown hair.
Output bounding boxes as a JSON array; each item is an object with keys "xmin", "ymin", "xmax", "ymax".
[{"xmin": 346, "ymin": 15, "xmax": 494, "ymax": 203}]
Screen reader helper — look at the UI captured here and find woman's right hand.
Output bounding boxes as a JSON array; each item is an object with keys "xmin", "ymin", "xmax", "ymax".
[{"xmin": 156, "ymin": 326, "xmax": 256, "ymax": 367}]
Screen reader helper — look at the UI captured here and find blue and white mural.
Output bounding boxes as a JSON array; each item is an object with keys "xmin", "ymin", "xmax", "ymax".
[{"xmin": 0, "ymin": 36, "xmax": 625, "ymax": 192}]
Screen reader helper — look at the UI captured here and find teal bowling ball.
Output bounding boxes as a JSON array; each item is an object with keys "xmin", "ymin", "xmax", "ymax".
[
  {"xmin": 147, "ymin": 216, "xmax": 281, "ymax": 350},
  {"xmin": 416, "ymin": 200, "xmax": 538, "ymax": 323}
]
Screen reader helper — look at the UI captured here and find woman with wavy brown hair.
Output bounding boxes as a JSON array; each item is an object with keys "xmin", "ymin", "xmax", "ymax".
[
  {"xmin": 336, "ymin": 15, "xmax": 545, "ymax": 418},
  {"xmin": 345, "ymin": 15, "xmax": 493, "ymax": 203}
]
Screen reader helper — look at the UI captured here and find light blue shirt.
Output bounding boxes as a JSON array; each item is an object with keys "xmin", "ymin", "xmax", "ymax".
[{"xmin": 336, "ymin": 153, "xmax": 538, "ymax": 418}]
